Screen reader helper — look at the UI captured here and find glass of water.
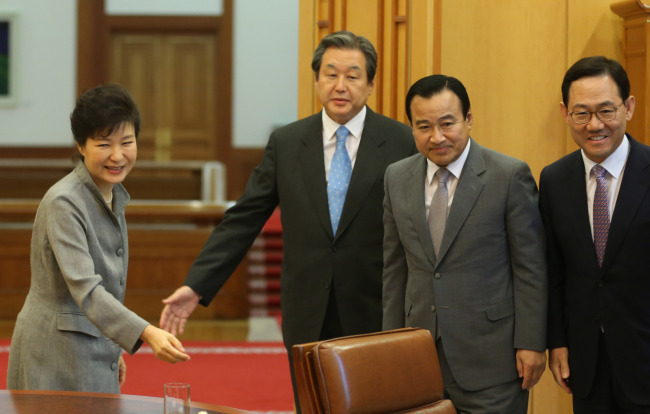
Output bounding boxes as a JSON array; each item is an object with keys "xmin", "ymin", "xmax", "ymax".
[{"xmin": 164, "ymin": 383, "xmax": 191, "ymax": 414}]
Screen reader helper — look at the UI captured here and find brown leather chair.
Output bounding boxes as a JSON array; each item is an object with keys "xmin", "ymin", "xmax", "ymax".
[{"xmin": 292, "ymin": 327, "xmax": 457, "ymax": 414}]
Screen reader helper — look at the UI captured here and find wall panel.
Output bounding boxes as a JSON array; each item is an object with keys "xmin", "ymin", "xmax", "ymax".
[
  {"xmin": 345, "ymin": 0, "xmax": 381, "ymax": 112},
  {"xmin": 438, "ymin": 0, "xmax": 567, "ymax": 180},
  {"xmin": 409, "ymin": 0, "xmax": 440, "ymax": 88},
  {"xmin": 567, "ymin": 0, "xmax": 625, "ymax": 152},
  {"xmin": 298, "ymin": 0, "xmax": 418, "ymax": 122}
]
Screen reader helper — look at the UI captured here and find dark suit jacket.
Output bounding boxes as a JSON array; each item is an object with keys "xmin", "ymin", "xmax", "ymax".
[
  {"xmin": 540, "ymin": 135, "xmax": 650, "ymax": 403},
  {"xmin": 383, "ymin": 140, "xmax": 547, "ymax": 391},
  {"xmin": 185, "ymin": 107, "xmax": 416, "ymax": 349}
]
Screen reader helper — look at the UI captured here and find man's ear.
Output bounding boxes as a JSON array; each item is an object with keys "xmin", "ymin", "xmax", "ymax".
[
  {"xmin": 560, "ymin": 102, "xmax": 570, "ymax": 125},
  {"xmin": 624, "ymin": 95, "xmax": 635, "ymax": 121}
]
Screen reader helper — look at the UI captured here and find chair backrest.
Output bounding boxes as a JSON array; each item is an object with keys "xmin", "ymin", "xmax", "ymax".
[{"xmin": 292, "ymin": 327, "xmax": 457, "ymax": 414}]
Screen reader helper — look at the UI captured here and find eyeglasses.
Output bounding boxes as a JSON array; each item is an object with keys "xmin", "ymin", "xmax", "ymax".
[{"xmin": 568, "ymin": 102, "xmax": 625, "ymax": 124}]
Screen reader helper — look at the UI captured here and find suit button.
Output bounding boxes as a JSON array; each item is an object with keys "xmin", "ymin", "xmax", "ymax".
[
  {"xmin": 111, "ymin": 362, "xmax": 118, "ymax": 371},
  {"xmin": 116, "ymin": 248, "xmax": 124, "ymax": 256},
  {"xmin": 120, "ymin": 278, "xmax": 125, "ymax": 286},
  {"xmin": 430, "ymin": 305, "xmax": 436, "ymax": 312},
  {"xmin": 597, "ymin": 281, "xmax": 604, "ymax": 288},
  {"xmin": 434, "ymin": 273, "xmax": 441, "ymax": 279}
]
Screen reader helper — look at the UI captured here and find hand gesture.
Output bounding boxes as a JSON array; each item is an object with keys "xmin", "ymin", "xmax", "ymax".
[
  {"xmin": 160, "ymin": 286, "xmax": 200, "ymax": 335},
  {"xmin": 140, "ymin": 325, "xmax": 191, "ymax": 363},
  {"xmin": 118, "ymin": 355, "xmax": 127, "ymax": 387}
]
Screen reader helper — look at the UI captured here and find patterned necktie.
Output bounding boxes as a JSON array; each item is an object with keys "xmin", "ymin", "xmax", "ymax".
[
  {"xmin": 592, "ymin": 164, "xmax": 609, "ymax": 267},
  {"xmin": 428, "ymin": 168, "xmax": 451, "ymax": 256},
  {"xmin": 327, "ymin": 126, "xmax": 352, "ymax": 233}
]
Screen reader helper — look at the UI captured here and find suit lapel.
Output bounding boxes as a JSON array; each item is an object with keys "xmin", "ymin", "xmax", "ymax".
[
  {"xmin": 336, "ymin": 108, "xmax": 386, "ymax": 238},
  {"xmin": 436, "ymin": 139, "xmax": 485, "ymax": 264},
  {"xmin": 561, "ymin": 152, "xmax": 598, "ymax": 268},
  {"xmin": 604, "ymin": 136, "xmax": 650, "ymax": 269},
  {"xmin": 298, "ymin": 114, "xmax": 334, "ymax": 237}
]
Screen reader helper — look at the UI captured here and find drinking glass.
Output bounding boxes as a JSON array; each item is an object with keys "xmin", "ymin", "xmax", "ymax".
[{"xmin": 164, "ymin": 383, "xmax": 190, "ymax": 414}]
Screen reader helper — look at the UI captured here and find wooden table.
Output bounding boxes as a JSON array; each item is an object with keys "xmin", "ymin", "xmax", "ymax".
[{"xmin": 0, "ymin": 390, "xmax": 253, "ymax": 414}]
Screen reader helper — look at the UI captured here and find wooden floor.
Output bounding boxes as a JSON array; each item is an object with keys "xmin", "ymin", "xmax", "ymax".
[{"xmin": 0, "ymin": 319, "xmax": 251, "ymax": 342}]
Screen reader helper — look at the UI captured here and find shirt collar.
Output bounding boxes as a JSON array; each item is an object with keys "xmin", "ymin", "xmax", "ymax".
[
  {"xmin": 580, "ymin": 134, "xmax": 629, "ymax": 180},
  {"xmin": 427, "ymin": 138, "xmax": 472, "ymax": 184},
  {"xmin": 322, "ymin": 106, "xmax": 366, "ymax": 141}
]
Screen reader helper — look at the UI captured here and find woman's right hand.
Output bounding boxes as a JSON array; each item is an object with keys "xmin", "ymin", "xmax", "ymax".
[{"xmin": 140, "ymin": 325, "xmax": 191, "ymax": 363}]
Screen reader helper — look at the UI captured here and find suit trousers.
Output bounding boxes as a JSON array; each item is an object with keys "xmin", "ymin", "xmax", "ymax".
[
  {"xmin": 573, "ymin": 333, "xmax": 650, "ymax": 414},
  {"xmin": 436, "ymin": 338, "xmax": 528, "ymax": 414}
]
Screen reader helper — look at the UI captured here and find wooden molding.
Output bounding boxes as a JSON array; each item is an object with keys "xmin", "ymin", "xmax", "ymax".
[
  {"xmin": 104, "ymin": 15, "xmax": 223, "ymax": 32},
  {"xmin": 227, "ymin": 148, "xmax": 264, "ymax": 201},
  {"xmin": 611, "ymin": 0, "xmax": 650, "ymax": 15},
  {"xmin": 611, "ymin": 0, "xmax": 650, "ymax": 145},
  {"xmin": 77, "ymin": 0, "xmax": 107, "ymax": 94},
  {"xmin": 0, "ymin": 147, "xmax": 77, "ymax": 159},
  {"xmin": 0, "ymin": 201, "xmax": 249, "ymax": 319}
]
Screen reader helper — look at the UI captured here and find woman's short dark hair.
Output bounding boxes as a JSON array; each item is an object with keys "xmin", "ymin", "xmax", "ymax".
[
  {"xmin": 70, "ymin": 83, "xmax": 141, "ymax": 146},
  {"xmin": 311, "ymin": 31, "xmax": 378, "ymax": 83},
  {"xmin": 561, "ymin": 56, "xmax": 630, "ymax": 105},
  {"xmin": 405, "ymin": 74, "xmax": 471, "ymax": 124}
]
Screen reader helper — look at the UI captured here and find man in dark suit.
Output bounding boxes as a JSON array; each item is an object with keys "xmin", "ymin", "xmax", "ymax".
[
  {"xmin": 382, "ymin": 75, "xmax": 547, "ymax": 412},
  {"xmin": 159, "ymin": 31, "xmax": 415, "ymax": 410},
  {"xmin": 541, "ymin": 56, "xmax": 650, "ymax": 413}
]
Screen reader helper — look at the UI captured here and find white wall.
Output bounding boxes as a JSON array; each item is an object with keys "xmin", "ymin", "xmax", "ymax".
[
  {"xmin": 232, "ymin": 0, "xmax": 299, "ymax": 148},
  {"xmin": 0, "ymin": 0, "xmax": 299, "ymax": 150},
  {"xmin": 0, "ymin": 0, "xmax": 76, "ymax": 147}
]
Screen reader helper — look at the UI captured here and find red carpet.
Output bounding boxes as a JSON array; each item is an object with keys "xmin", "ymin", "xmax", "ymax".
[{"xmin": 0, "ymin": 340, "xmax": 294, "ymax": 413}]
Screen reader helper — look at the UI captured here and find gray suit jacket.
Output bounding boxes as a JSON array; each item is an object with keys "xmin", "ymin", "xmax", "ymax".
[
  {"xmin": 7, "ymin": 161, "xmax": 149, "ymax": 393},
  {"xmin": 382, "ymin": 139, "xmax": 547, "ymax": 391}
]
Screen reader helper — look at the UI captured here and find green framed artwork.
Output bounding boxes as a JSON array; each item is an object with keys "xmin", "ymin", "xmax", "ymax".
[{"xmin": 0, "ymin": 13, "xmax": 17, "ymax": 107}]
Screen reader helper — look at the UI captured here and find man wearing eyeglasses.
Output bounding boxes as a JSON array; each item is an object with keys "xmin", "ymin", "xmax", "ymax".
[
  {"xmin": 540, "ymin": 56, "xmax": 650, "ymax": 413},
  {"xmin": 383, "ymin": 74, "xmax": 547, "ymax": 412}
]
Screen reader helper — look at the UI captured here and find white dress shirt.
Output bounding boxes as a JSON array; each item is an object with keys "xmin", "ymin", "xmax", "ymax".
[
  {"xmin": 322, "ymin": 107, "xmax": 366, "ymax": 181},
  {"xmin": 425, "ymin": 139, "xmax": 471, "ymax": 220}
]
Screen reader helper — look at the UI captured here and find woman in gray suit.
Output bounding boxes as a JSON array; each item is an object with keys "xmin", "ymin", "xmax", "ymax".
[{"xmin": 7, "ymin": 84, "xmax": 190, "ymax": 393}]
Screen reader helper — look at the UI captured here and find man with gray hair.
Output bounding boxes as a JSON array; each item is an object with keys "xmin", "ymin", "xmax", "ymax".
[{"xmin": 160, "ymin": 30, "xmax": 415, "ymax": 410}]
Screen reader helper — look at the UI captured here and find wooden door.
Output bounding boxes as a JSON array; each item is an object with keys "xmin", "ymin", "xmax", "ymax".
[{"xmin": 110, "ymin": 33, "xmax": 216, "ymax": 161}]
